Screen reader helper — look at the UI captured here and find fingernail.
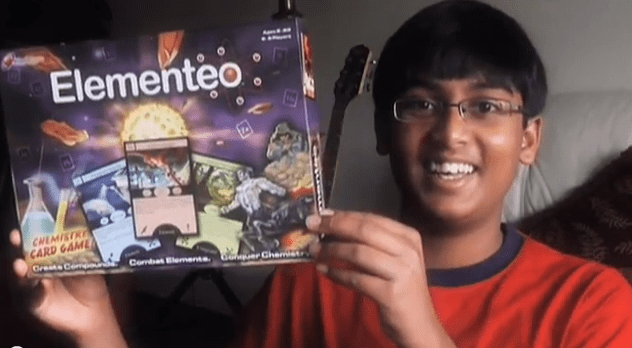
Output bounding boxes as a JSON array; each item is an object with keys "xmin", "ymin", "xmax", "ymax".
[
  {"xmin": 305, "ymin": 214, "xmax": 321, "ymax": 229},
  {"xmin": 321, "ymin": 209, "xmax": 335, "ymax": 216},
  {"xmin": 9, "ymin": 230, "xmax": 21, "ymax": 246},
  {"xmin": 316, "ymin": 263, "xmax": 328, "ymax": 274}
]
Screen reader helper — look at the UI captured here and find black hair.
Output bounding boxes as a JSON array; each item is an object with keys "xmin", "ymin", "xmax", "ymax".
[{"xmin": 372, "ymin": 0, "xmax": 547, "ymax": 121}]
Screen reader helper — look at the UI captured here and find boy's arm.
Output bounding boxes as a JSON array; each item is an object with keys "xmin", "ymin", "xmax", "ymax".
[
  {"xmin": 10, "ymin": 229, "xmax": 128, "ymax": 348},
  {"xmin": 73, "ymin": 312, "xmax": 128, "ymax": 348}
]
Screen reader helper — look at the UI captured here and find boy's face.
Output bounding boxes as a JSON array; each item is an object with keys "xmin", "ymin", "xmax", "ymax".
[{"xmin": 377, "ymin": 77, "xmax": 542, "ymax": 227}]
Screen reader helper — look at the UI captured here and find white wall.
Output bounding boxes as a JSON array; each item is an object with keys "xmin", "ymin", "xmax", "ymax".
[{"xmin": 106, "ymin": 0, "xmax": 632, "ymax": 314}]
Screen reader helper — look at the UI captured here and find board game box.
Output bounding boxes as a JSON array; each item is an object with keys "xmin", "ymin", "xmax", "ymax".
[{"xmin": 0, "ymin": 18, "xmax": 323, "ymax": 276}]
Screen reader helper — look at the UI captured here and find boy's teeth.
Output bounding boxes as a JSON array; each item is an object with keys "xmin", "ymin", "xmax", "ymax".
[{"xmin": 429, "ymin": 162, "xmax": 474, "ymax": 175}]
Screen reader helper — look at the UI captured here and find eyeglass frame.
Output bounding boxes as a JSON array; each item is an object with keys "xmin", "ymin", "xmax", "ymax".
[{"xmin": 392, "ymin": 97, "xmax": 524, "ymax": 123}]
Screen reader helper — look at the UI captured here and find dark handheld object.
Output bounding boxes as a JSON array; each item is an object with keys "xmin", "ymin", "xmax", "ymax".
[
  {"xmin": 319, "ymin": 45, "xmax": 375, "ymax": 208},
  {"xmin": 272, "ymin": 0, "xmax": 302, "ymax": 19}
]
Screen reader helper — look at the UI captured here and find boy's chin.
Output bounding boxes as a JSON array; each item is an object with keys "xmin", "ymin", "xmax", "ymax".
[{"xmin": 402, "ymin": 196, "xmax": 483, "ymax": 230}]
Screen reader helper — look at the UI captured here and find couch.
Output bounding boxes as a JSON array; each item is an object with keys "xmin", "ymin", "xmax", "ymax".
[{"xmin": 503, "ymin": 90, "xmax": 632, "ymax": 281}]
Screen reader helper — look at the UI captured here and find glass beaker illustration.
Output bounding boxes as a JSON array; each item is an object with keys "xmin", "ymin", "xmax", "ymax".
[{"xmin": 21, "ymin": 175, "xmax": 56, "ymax": 250}]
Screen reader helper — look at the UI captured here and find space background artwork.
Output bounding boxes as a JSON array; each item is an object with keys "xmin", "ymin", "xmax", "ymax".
[{"xmin": 0, "ymin": 18, "xmax": 321, "ymax": 276}]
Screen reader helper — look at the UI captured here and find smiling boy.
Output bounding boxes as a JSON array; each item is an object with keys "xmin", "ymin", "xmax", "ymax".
[
  {"xmin": 9, "ymin": 0, "xmax": 632, "ymax": 347},
  {"xmin": 231, "ymin": 1, "xmax": 632, "ymax": 347}
]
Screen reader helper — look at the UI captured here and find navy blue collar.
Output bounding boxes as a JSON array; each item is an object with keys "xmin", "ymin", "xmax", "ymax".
[{"xmin": 426, "ymin": 224, "xmax": 524, "ymax": 287}]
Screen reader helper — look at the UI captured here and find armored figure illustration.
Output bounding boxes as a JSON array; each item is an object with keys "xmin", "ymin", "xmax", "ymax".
[
  {"xmin": 266, "ymin": 122, "xmax": 307, "ymax": 162},
  {"xmin": 221, "ymin": 168, "xmax": 287, "ymax": 216},
  {"xmin": 220, "ymin": 165, "xmax": 315, "ymax": 252}
]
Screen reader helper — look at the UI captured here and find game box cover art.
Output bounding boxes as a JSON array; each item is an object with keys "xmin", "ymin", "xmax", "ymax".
[{"xmin": 0, "ymin": 18, "xmax": 322, "ymax": 276}]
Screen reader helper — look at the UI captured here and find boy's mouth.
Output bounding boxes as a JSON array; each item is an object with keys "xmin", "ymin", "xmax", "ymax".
[{"xmin": 427, "ymin": 161, "xmax": 476, "ymax": 181}]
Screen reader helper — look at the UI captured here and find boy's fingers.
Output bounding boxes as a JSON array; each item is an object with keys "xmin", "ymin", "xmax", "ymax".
[
  {"xmin": 308, "ymin": 210, "xmax": 415, "ymax": 239},
  {"xmin": 39, "ymin": 278, "xmax": 56, "ymax": 296},
  {"xmin": 316, "ymin": 241, "xmax": 400, "ymax": 280},
  {"xmin": 13, "ymin": 260, "xmax": 49, "ymax": 312},
  {"xmin": 317, "ymin": 264, "xmax": 387, "ymax": 303},
  {"xmin": 13, "ymin": 259, "xmax": 41, "ymax": 295},
  {"xmin": 306, "ymin": 211, "xmax": 418, "ymax": 256},
  {"xmin": 10, "ymin": 229, "xmax": 22, "ymax": 247},
  {"xmin": 13, "ymin": 258, "xmax": 29, "ymax": 279}
]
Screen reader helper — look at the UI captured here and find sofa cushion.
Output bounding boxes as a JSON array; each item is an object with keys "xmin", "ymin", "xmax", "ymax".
[
  {"xmin": 519, "ymin": 146, "xmax": 632, "ymax": 268},
  {"xmin": 504, "ymin": 90, "xmax": 632, "ymax": 222}
]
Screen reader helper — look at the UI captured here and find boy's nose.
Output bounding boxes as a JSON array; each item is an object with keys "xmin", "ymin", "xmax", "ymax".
[{"xmin": 429, "ymin": 106, "xmax": 469, "ymax": 145}]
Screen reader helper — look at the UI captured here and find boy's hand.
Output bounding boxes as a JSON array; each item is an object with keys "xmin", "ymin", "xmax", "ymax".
[
  {"xmin": 306, "ymin": 210, "xmax": 456, "ymax": 348},
  {"xmin": 10, "ymin": 229, "xmax": 127, "ymax": 348}
]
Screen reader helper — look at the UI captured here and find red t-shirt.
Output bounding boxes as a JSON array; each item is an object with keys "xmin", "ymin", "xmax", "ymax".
[{"xmin": 232, "ymin": 226, "xmax": 632, "ymax": 347}]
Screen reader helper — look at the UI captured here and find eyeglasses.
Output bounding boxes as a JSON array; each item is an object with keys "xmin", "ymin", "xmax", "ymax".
[{"xmin": 393, "ymin": 97, "xmax": 524, "ymax": 124}]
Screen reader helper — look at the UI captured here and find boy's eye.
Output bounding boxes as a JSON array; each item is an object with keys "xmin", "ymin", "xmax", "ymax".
[
  {"xmin": 395, "ymin": 98, "xmax": 439, "ymax": 121},
  {"xmin": 409, "ymin": 99, "xmax": 437, "ymax": 111},
  {"xmin": 469, "ymin": 99, "xmax": 502, "ymax": 113},
  {"xmin": 475, "ymin": 100, "xmax": 501, "ymax": 112}
]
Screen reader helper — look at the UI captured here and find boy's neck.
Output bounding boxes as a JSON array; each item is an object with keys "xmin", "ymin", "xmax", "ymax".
[{"xmin": 400, "ymin": 210, "xmax": 505, "ymax": 270}]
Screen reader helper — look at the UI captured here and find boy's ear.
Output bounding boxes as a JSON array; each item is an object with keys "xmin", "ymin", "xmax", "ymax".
[
  {"xmin": 519, "ymin": 116, "xmax": 543, "ymax": 165},
  {"xmin": 375, "ymin": 110, "xmax": 390, "ymax": 156}
]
